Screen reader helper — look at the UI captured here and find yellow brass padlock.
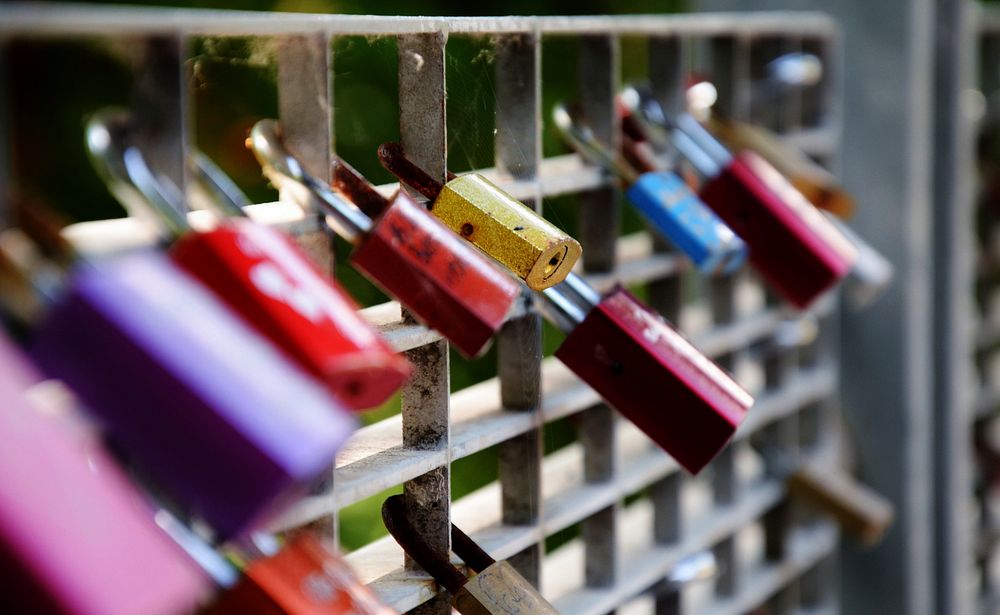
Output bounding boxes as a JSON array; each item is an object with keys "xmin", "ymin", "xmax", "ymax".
[
  {"xmin": 786, "ymin": 457, "xmax": 894, "ymax": 546},
  {"xmin": 382, "ymin": 495, "xmax": 560, "ymax": 615},
  {"xmin": 705, "ymin": 116, "xmax": 855, "ymax": 219},
  {"xmin": 378, "ymin": 143, "xmax": 581, "ymax": 290}
]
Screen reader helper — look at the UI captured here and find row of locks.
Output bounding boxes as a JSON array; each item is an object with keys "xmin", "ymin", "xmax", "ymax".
[{"xmin": 0, "ymin": 50, "xmax": 894, "ymax": 614}]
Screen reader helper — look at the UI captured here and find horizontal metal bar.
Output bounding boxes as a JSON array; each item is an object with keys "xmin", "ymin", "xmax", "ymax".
[{"xmin": 0, "ymin": 4, "xmax": 837, "ymax": 38}]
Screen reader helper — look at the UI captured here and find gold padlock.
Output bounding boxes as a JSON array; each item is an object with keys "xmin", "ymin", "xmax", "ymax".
[
  {"xmin": 786, "ymin": 457, "xmax": 894, "ymax": 547},
  {"xmin": 382, "ymin": 495, "xmax": 560, "ymax": 615},
  {"xmin": 704, "ymin": 116, "xmax": 855, "ymax": 220},
  {"xmin": 378, "ymin": 143, "xmax": 581, "ymax": 291}
]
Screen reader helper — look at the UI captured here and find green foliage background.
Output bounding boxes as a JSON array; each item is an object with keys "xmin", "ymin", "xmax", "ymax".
[{"xmin": 6, "ymin": 0, "xmax": 684, "ymax": 551}]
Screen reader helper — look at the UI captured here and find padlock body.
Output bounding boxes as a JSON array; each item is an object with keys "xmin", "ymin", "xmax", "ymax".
[
  {"xmin": 170, "ymin": 220, "xmax": 410, "ymax": 410},
  {"xmin": 207, "ymin": 534, "xmax": 393, "ymax": 615},
  {"xmin": 30, "ymin": 253, "xmax": 355, "ymax": 539},
  {"xmin": 0, "ymin": 336, "xmax": 207, "ymax": 615},
  {"xmin": 352, "ymin": 191, "xmax": 520, "ymax": 358},
  {"xmin": 555, "ymin": 287, "xmax": 752, "ymax": 474},
  {"xmin": 433, "ymin": 173, "xmax": 581, "ymax": 290},
  {"xmin": 706, "ymin": 117, "xmax": 855, "ymax": 219},
  {"xmin": 626, "ymin": 171, "xmax": 747, "ymax": 274},
  {"xmin": 452, "ymin": 561, "xmax": 559, "ymax": 615},
  {"xmin": 699, "ymin": 151, "xmax": 857, "ymax": 308}
]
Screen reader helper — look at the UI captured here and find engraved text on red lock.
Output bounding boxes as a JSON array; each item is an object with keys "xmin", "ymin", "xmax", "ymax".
[
  {"xmin": 170, "ymin": 219, "xmax": 411, "ymax": 410},
  {"xmin": 351, "ymin": 191, "xmax": 521, "ymax": 358},
  {"xmin": 555, "ymin": 288, "xmax": 752, "ymax": 474},
  {"xmin": 699, "ymin": 150, "xmax": 856, "ymax": 309},
  {"xmin": 207, "ymin": 535, "xmax": 394, "ymax": 615}
]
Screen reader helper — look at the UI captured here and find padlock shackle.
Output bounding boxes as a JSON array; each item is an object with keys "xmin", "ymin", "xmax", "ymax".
[
  {"xmin": 621, "ymin": 133, "xmax": 661, "ymax": 175},
  {"xmin": 376, "ymin": 142, "xmax": 448, "ymax": 204},
  {"xmin": 248, "ymin": 120, "xmax": 373, "ymax": 243},
  {"xmin": 381, "ymin": 495, "xmax": 468, "ymax": 595},
  {"xmin": 330, "ymin": 156, "xmax": 391, "ymax": 220},
  {"xmin": 450, "ymin": 525, "xmax": 495, "ymax": 574},
  {"xmin": 537, "ymin": 272, "xmax": 601, "ymax": 332},
  {"xmin": 85, "ymin": 109, "xmax": 191, "ymax": 239},
  {"xmin": 189, "ymin": 151, "xmax": 251, "ymax": 218},
  {"xmin": 552, "ymin": 102, "xmax": 641, "ymax": 185},
  {"xmin": 152, "ymin": 508, "xmax": 239, "ymax": 589}
]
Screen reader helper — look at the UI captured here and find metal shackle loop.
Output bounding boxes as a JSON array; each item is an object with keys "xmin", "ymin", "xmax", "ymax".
[
  {"xmin": 85, "ymin": 109, "xmax": 190, "ymax": 239},
  {"xmin": 552, "ymin": 102, "xmax": 640, "ymax": 185},
  {"xmin": 248, "ymin": 120, "xmax": 373, "ymax": 242}
]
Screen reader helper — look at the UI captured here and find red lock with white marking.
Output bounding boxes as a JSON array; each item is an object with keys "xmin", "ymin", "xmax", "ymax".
[{"xmin": 86, "ymin": 112, "xmax": 410, "ymax": 410}]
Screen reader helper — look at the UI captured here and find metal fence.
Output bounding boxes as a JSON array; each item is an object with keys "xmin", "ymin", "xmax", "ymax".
[{"xmin": 0, "ymin": 6, "xmax": 846, "ymax": 614}]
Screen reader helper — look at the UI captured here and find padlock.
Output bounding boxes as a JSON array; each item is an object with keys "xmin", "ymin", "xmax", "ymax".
[
  {"xmin": 785, "ymin": 458, "xmax": 894, "ymax": 547},
  {"xmin": 381, "ymin": 494, "xmax": 559, "ymax": 615},
  {"xmin": 539, "ymin": 273, "xmax": 753, "ymax": 474},
  {"xmin": 248, "ymin": 120, "xmax": 521, "ymax": 358},
  {"xmin": 0, "ymin": 334, "xmax": 208, "ymax": 615},
  {"xmin": 207, "ymin": 533, "xmax": 395, "ymax": 614},
  {"xmin": 554, "ymin": 102, "xmax": 746, "ymax": 274},
  {"xmin": 377, "ymin": 142, "xmax": 581, "ymax": 291},
  {"xmin": 703, "ymin": 117, "xmax": 854, "ymax": 219},
  {"xmin": 620, "ymin": 88, "xmax": 858, "ymax": 309},
  {"xmin": 27, "ymin": 249, "xmax": 355, "ymax": 540},
  {"xmin": 86, "ymin": 110, "xmax": 410, "ymax": 410}
]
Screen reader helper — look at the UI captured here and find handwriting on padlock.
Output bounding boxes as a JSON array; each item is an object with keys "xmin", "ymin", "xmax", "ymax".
[{"xmin": 249, "ymin": 261, "xmax": 324, "ymax": 324}]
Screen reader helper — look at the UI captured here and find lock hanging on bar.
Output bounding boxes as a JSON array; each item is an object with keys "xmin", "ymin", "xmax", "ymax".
[
  {"xmin": 381, "ymin": 495, "xmax": 559, "ymax": 615},
  {"xmin": 620, "ymin": 86, "xmax": 858, "ymax": 309},
  {"xmin": 539, "ymin": 272, "xmax": 753, "ymax": 474},
  {"xmin": 0, "ymin": 333, "xmax": 209, "ymax": 615},
  {"xmin": 553, "ymin": 102, "xmax": 746, "ymax": 274},
  {"xmin": 85, "ymin": 110, "xmax": 411, "ymax": 411},
  {"xmin": 377, "ymin": 142, "xmax": 582, "ymax": 291},
  {"xmin": 0, "ymin": 221, "xmax": 355, "ymax": 541},
  {"xmin": 248, "ymin": 120, "xmax": 521, "ymax": 359}
]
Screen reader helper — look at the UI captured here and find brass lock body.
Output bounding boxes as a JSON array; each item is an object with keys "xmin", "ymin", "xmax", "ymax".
[
  {"xmin": 452, "ymin": 560, "xmax": 559, "ymax": 615},
  {"xmin": 434, "ymin": 174, "xmax": 581, "ymax": 290}
]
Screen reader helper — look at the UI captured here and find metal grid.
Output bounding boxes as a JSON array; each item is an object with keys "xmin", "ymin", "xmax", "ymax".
[{"xmin": 0, "ymin": 6, "xmax": 845, "ymax": 614}]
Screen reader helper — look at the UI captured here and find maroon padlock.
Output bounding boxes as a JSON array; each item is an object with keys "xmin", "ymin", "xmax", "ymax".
[
  {"xmin": 620, "ymin": 90, "xmax": 857, "ymax": 309},
  {"xmin": 540, "ymin": 273, "xmax": 753, "ymax": 474},
  {"xmin": 248, "ymin": 120, "xmax": 521, "ymax": 358},
  {"xmin": 86, "ymin": 111, "xmax": 410, "ymax": 410}
]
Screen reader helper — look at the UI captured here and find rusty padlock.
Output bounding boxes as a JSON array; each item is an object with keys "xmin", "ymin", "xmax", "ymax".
[
  {"xmin": 620, "ymin": 86, "xmax": 857, "ymax": 309},
  {"xmin": 248, "ymin": 120, "xmax": 521, "ymax": 358},
  {"xmin": 377, "ymin": 142, "xmax": 581, "ymax": 290},
  {"xmin": 539, "ymin": 272, "xmax": 753, "ymax": 474},
  {"xmin": 554, "ymin": 101, "xmax": 746, "ymax": 274},
  {"xmin": 381, "ymin": 495, "xmax": 559, "ymax": 615},
  {"xmin": 86, "ymin": 110, "xmax": 410, "ymax": 410}
]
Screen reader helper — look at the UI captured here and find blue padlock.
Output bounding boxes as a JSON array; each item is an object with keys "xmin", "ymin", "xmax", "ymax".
[
  {"xmin": 626, "ymin": 170, "xmax": 746, "ymax": 273},
  {"xmin": 553, "ymin": 103, "xmax": 746, "ymax": 274}
]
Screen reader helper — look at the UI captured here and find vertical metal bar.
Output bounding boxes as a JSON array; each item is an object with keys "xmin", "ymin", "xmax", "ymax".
[
  {"xmin": 706, "ymin": 33, "xmax": 748, "ymax": 601},
  {"xmin": 0, "ymin": 38, "xmax": 10, "ymax": 228},
  {"xmin": 932, "ymin": 1, "xmax": 976, "ymax": 613},
  {"xmin": 398, "ymin": 31, "xmax": 452, "ymax": 615},
  {"xmin": 276, "ymin": 32, "xmax": 337, "ymax": 542},
  {"xmin": 648, "ymin": 35, "xmax": 685, "ymax": 615},
  {"xmin": 494, "ymin": 30, "xmax": 544, "ymax": 586},
  {"xmin": 132, "ymin": 35, "xmax": 188, "ymax": 218},
  {"xmin": 578, "ymin": 34, "xmax": 621, "ymax": 273},
  {"xmin": 577, "ymin": 33, "xmax": 621, "ymax": 595},
  {"xmin": 277, "ymin": 33, "xmax": 336, "ymax": 277}
]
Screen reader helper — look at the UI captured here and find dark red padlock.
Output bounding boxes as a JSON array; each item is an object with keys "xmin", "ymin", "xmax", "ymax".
[
  {"xmin": 620, "ymin": 93, "xmax": 856, "ymax": 309},
  {"xmin": 540, "ymin": 273, "xmax": 753, "ymax": 474},
  {"xmin": 249, "ymin": 120, "xmax": 521, "ymax": 358},
  {"xmin": 87, "ymin": 112, "xmax": 410, "ymax": 410},
  {"xmin": 207, "ymin": 534, "xmax": 394, "ymax": 615}
]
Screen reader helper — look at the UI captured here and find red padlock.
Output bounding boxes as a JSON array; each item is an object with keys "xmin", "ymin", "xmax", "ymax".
[
  {"xmin": 86, "ymin": 112, "xmax": 410, "ymax": 410},
  {"xmin": 620, "ymin": 91, "xmax": 857, "ymax": 309},
  {"xmin": 540, "ymin": 273, "xmax": 753, "ymax": 474},
  {"xmin": 207, "ymin": 533, "xmax": 394, "ymax": 615},
  {"xmin": 249, "ymin": 120, "xmax": 521, "ymax": 359}
]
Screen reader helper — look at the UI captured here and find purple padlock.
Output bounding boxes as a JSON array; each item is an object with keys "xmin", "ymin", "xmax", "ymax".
[
  {"xmin": 30, "ymin": 252, "xmax": 355, "ymax": 540},
  {"xmin": 0, "ymin": 334, "xmax": 208, "ymax": 615}
]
